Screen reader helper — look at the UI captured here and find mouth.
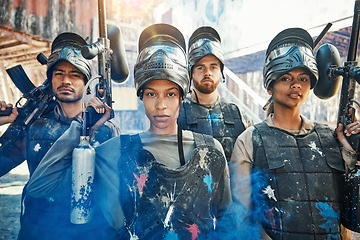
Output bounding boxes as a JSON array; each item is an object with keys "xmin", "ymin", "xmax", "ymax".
[
  {"xmin": 288, "ymin": 92, "xmax": 301, "ymax": 99},
  {"xmin": 154, "ymin": 115, "xmax": 170, "ymax": 121},
  {"xmin": 58, "ymin": 87, "xmax": 74, "ymax": 94},
  {"xmin": 201, "ymin": 78, "xmax": 213, "ymax": 83}
]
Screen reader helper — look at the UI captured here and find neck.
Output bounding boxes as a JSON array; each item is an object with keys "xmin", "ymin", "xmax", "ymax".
[
  {"xmin": 149, "ymin": 123, "xmax": 178, "ymax": 135},
  {"xmin": 192, "ymin": 89, "xmax": 219, "ymax": 105},
  {"xmin": 272, "ymin": 106, "xmax": 302, "ymax": 131},
  {"xmin": 57, "ymin": 100, "xmax": 82, "ymax": 119}
]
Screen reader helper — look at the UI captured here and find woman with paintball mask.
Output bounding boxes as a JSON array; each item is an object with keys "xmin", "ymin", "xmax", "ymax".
[{"xmin": 230, "ymin": 28, "xmax": 360, "ymax": 239}]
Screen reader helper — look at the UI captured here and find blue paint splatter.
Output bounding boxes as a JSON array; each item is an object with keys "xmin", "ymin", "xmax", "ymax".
[
  {"xmin": 315, "ymin": 201, "xmax": 340, "ymax": 240},
  {"xmin": 203, "ymin": 175, "xmax": 213, "ymax": 192},
  {"xmin": 165, "ymin": 230, "xmax": 179, "ymax": 240},
  {"xmin": 207, "ymin": 113, "xmax": 222, "ymax": 126}
]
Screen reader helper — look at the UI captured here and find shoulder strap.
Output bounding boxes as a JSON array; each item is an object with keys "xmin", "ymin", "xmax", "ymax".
[
  {"xmin": 254, "ymin": 122, "xmax": 284, "ymax": 169},
  {"xmin": 193, "ymin": 132, "xmax": 215, "ymax": 148},
  {"xmin": 120, "ymin": 134, "xmax": 142, "ymax": 153},
  {"xmin": 219, "ymin": 98, "xmax": 235, "ymax": 124},
  {"xmin": 314, "ymin": 123, "xmax": 344, "ymax": 172},
  {"xmin": 182, "ymin": 97, "xmax": 198, "ymax": 124}
]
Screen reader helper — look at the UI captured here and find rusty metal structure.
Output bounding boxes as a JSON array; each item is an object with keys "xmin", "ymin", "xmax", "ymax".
[{"xmin": 0, "ymin": 0, "xmax": 99, "ymax": 104}]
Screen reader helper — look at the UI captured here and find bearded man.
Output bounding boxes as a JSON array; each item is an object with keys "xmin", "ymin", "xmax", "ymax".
[{"xmin": 179, "ymin": 26, "xmax": 252, "ymax": 161}]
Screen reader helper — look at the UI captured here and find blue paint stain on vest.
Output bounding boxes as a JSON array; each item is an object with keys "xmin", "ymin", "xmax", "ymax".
[
  {"xmin": 203, "ymin": 175, "xmax": 213, "ymax": 192},
  {"xmin": 355, "ymin": 169, "xmax": 360, "ymax": 177},
  {"xmin": 205, "ymin": 0, "xmax": 225, "ymax": 22},
  {"xmin": 165, "ymin": 230, "xmax": 179, "ymax": 240},
  {"xmin": 315, "ymin": 201, "xmax": 340, "ymax": 240},
  {"xmin": 207, "ymin": 113, "xmax": 222, "ymax": 126}
]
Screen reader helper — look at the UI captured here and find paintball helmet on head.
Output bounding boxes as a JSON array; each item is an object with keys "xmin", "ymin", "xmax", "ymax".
[
  {"xmin": 188, "ymin": 26, "xmax": 225, "ymax": 80},
  {"xmin": 134, "ymin": 23, "xmax": 190, "ymax": 99},
  {"xmin": 263, "ymin": 28, "xmax": 318, "ymax": 89},
  {"xmin": 47, "ymin": 32, "xmax": 92, "ymax": 83}
]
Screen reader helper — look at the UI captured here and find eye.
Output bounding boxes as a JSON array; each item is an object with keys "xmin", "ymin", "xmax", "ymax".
[
  {"xmin": 299, "ymin": 76, "xmax": 309, "ymax": 82},
  {"xmin": 196, "ymin": 66, "xmax": 203, "ymax": 70},
  {"xmin": 167, "ymin": 92, "xmax": 177, "ymax": 97},
  {"xmin": 54, "ymin": 71, "xmax": 63, "ymax": 76},
  {"xmin": 71, "ymin": 73, "xmax": 82, "ymax": 78},
  {"xmin": 280, "ymin": 76, "xmax": 291, "ymax": 82},
  {"xmin": 145, "ymin": 92, "xmax": 155, "ymax": 97}
]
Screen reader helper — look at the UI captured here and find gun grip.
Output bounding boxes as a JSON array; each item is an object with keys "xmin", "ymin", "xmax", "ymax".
[
  {"xmin": 346, "ymin": 133, "xmax": 360, "ymax": 154},
  {"xmin": 85, "ymin": 106, "xmax": 114, "ymax": 128},
  {"xmin": 0, "ymin": 107, "xmax": 13, "ymax": 116}
]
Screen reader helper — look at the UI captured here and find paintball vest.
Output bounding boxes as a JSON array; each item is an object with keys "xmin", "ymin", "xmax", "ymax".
[
  {"xmin": 27, "ymin": 109, "xmax": 116, "ymax": 175},
  {"xmin": 180, "ymin": 96, "xmax": 246, "ymax": 160},
  {"xmin": 19, "ymin": 110, "xmax": 118, "ymax": 240},
  {"xmin": 27, "ymin": 111, "xmax": 71, "ymax": 176},
  {"xmin": 117, "ymin": 132, "xmax": 228, "ymax": 240},
  {"xmin": 252, "ymin": 122, "xmax": 345, "ymax": 240}
]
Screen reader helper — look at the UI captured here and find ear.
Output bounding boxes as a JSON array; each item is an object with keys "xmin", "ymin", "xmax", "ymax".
[{"xmin": 267, "ymin": 89, "xmax": 273, "ymax": 96}]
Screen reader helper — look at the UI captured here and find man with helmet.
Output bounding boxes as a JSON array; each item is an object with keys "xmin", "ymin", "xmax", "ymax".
[
  {"xmin": 179, "ymin": 26, "xmax": 252, "ymax": 161},
  {"xmin": 0, "ymin": 32, "xmax": 120, "ymax": 239},
  {"xmin": 230, "ymin": 28, "xmax": 359, "ymax": 239},
  {"xmin": 25, "ymin": 23, "xmax": 232, "ymax": 239}
]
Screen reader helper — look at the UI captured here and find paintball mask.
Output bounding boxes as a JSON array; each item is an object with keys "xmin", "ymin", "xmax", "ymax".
[
  {"xmin": 47, "ymin": 32, "xmax": 92, "ymax": 83},
  {"xmin": 263, "ymin": 28, "xmax": 318, "ymax": 90},
  {"xmin": 134, "ymin": 23, "xmax": 190, "ymax": 99},
  {"xmin": 188, "ymin": 26, "xmax": 225, "ymax": 80}
]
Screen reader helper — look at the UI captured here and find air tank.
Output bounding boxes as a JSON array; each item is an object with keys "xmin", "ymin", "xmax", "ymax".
[{"xmin": 70, "ymin": 136, "xmax": 95, "ymax": 224}]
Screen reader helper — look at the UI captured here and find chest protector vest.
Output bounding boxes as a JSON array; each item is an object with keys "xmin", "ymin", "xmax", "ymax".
[
  {"xmin": 27, "ymin": 113, "xmax": 70, "ymax": 176},
  {"xmin": 27, "ymin": 113, "xmax": 115, "ymax": 176},
  {"xmin": 252, "ymin": 122, "xmax": 345, "ymax": 240},
  {"xmin": 117, "ymin": 133, "xmax": 227, "ymax": 240},
  {"xmin": 180, "ymin": 97, "xmax": 245, "ymax": 160},
  {"xmin": 24, "ymin": 113, "xmax": 115, "ymax": 239}
]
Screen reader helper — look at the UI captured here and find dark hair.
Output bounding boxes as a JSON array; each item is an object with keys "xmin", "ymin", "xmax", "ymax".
[{"xmin": 263, "ymin": 96, "xmax": 274, "ymax": 117}]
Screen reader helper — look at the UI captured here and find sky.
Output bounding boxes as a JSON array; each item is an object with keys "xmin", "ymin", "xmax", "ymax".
[{"xmin": 153, "ymin": 0, "xmax": 356, "ymax": 59}]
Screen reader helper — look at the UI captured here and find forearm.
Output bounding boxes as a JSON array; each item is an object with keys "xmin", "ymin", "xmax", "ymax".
[
  {"xmin": 0, "ymin": 138, "xmax": 26, "ymax": 177},
  {"xmin": 0, "ymin": 155, "xmax": 25, "ymax": 177},
  {"xmin": 229, "ymin": 128, "xmax": 254, "ymax": 211},
  {"xmin": 341, "ymin": 147, "xmax": 357, "ymax": 171},
  {"xmin": 95, "ymin": 136, "xmax": 124, "ymax": 233}
]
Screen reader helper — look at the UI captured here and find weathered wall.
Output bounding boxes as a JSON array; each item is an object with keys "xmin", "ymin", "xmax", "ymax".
[
  {"xmin": 0, "ymin": 0, "xmax": 100, "ymax": 118},
  {"xmin": 0, "ymin": 0, "xmax": 98, "ymax": 41}
]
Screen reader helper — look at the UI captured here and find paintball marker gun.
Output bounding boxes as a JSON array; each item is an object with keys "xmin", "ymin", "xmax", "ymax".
[
  {"xmin": 70, "ymin": 0, "xmax": 129, "ymax": 225},
  {"xmin": 80, "ymin": 3, "xmax": 129, "ymax": 128},
  {"xmin": 0, "ymin": 55, "xmax": 55, "ymax": 151},
  {"xmin": 313, "ymin": 0, "xmax": 360, "ymax": 232}
]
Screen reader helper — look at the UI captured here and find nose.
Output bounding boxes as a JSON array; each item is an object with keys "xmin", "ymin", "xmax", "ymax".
[
  {"xmin": 155, "ymin": 96, "xmax": 167, "ymax": 110},
  {"xmin": 61, "ymin": 74, "xmax": 72, "ymax": 85},
  {"xmin": 204, "ymin": 67, "xmax": 212, "ymax": 77},
  {"xmin": 291, "ymin": 79, "xmax": 301, "ymax": 88}
]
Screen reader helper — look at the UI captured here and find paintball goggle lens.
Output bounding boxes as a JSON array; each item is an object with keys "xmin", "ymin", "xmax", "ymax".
[
  {"xmin": 49, "ymin": 46, "xmax": 83, "ymax": 66},
  {"xmin": 189, "ymin": 38, "xmax": 221, "ymax": 52},
  {"xmin": 265, "ymin": 44, "xmax": 314, "ymax": 64},
  {"xmin": 137, "ymin": 42, "xmax": 187, "ymax": 66}
]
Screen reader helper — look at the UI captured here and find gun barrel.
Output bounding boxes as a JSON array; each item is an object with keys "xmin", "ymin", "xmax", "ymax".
[
  {"xmin": 348, "ymin": 0, "xmax": 360, "ymax": 61},
  {"xmin": 314, "ymin": 23, "xmax": 332, "ymax": 48}
]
